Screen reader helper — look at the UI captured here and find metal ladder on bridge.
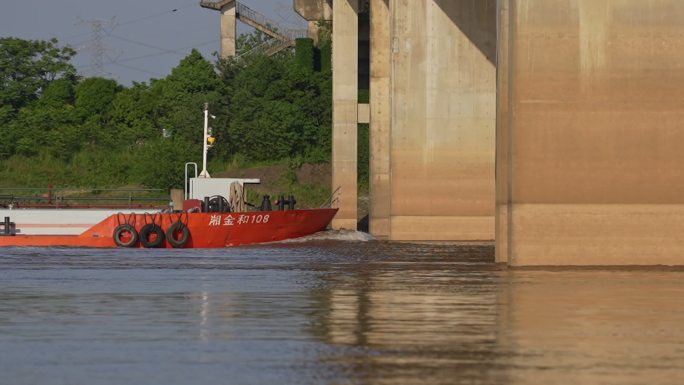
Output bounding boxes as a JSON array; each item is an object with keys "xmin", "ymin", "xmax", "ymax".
[{"xmin": 200, "ymin": 1, "xmax": 308, "ymax": 57}]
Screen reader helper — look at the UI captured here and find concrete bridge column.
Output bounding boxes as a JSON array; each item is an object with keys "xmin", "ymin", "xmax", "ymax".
[
  {"xmin": 495, "ymin": 0, "xmax": 511, "ymax": 263},
  {"xmin": 332, "ymin": 0, "xmax": 359, "ymax": 230},
  {"xmin": 200, "ymin": 1, "xmax": 236, "ymax": 58},
  {"xmin": 379, "ymin": 0, "xmax": 496, "ymax": 241},
  {"xmin": 293, "ymin": 0, "xmax": 332, "ymax": 44},
  {"xmin": 219, "ymin": 2, "xmax": 236, "ymax": 58},
  {"xmin": 497, "ymin": 0, "xmax": 684, "ymax": 265},
  {"xmin": 369, "ymin": 0, "xmax": 391, "ymax": 239}
]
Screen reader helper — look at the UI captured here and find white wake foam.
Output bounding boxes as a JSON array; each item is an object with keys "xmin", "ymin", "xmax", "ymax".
[{"xmin": 281, "ymin": 229, "xmax": 375, "ymax": 243}]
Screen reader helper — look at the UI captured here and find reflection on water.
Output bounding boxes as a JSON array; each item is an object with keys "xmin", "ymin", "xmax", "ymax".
[{"xmin": 0, "ymin": 240, "xmax": 683, "ymax": 385}]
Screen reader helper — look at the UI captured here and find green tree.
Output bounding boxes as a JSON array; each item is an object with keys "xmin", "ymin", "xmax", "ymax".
[
  {"xmin": 74, "ymin": 77, "xmax": 120, "ymax": 116},
  {"xmin": 38, "ymin": 78, "xmax": 75, "ymax": 108},
  {"xmin": 71, "ymin": 77, "xmax": 121, "ymax": 146},
  {"xmin": 133, "ymin": 137, "xmax": 197, "ymax": 188},
  {"xmin": 295, "ymin": 38, "xmax": 314, "ymax": 72},
  {"xmin": 104, "ymin": 82, "xmax": 157, "ymax": 147},
  {"xmin": 0, "ymin": 34, "xmax": 335, "ymax": 189},
  {"xmin": 151, "ymin": 49, "xmax": 223, "ymax": 145},
  {"xmin": 0, "ymin": 37, "xmax": 76, "ymax": 113},
  {"xmin": 225, "ymin": 52, "xmax": 331, "ymax": 162},
  {"xmin": 9, "ymin": 101, "xmax": 82, "ymax": 159},
  {"xmin": 0, "ymin": 77, "xmax": 78, "ymax": 160}
]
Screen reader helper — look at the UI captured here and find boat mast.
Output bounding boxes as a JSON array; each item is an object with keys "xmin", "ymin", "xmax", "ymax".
[{"xmin": 199, "ymin": 102, "xmax": 211, "ymax": 178}]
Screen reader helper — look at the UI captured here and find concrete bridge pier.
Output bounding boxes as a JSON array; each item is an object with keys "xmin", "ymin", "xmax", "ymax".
[
  {"xmin": 331, "ymin": 0, "xmax": 359, "ymax": 230},
  {"xmin": 369, "ymin": 0, "xmax": 497, "ymax": 241},
  {"xmin": 300, "ymin": 0, "xmax": 497, "ymax": 236},
  {"xmin": 368, "ymin": 0, "xmax": 391, "ymax": 238},
  {"xmin": 294, "ymin": 0, "xmax": 361, "ymax": 231},
  {"xmin": 496, "ymin": 0, "xmax": 684, "ymax": 265},
  {"xmin": 293, "ymin": 0, "xmax": 359, "ymax": 230},
  {"xmin": 294, "ymin": 0, "xmax": 332, "ymax": 45},
  {"xmin": 200, "ymin": 0, "xmax": 236, "ymax": 58}
]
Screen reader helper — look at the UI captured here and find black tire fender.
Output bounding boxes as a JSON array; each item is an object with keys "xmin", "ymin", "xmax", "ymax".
[
  {"xmin": 113, "ymin": 224, "xmax": 139, "ymax": 248},
  {"xmin": 139, "ymin": 223, "xmax": 165, "ymax": 248},
  {"xmin": 166, "ymin": 222, "xmax": 190, "ymax": 248}
]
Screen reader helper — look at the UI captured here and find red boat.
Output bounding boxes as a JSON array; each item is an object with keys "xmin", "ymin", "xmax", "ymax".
[
  {"xmin": 0, "ymin": 105, "xmax": 338, "ymax": 248},
  {"xmin": 0, "ymin": 208, "xmax": 337, "ymax": 248}
]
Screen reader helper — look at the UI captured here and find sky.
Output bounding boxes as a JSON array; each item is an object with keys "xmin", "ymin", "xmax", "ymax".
[{"xmin": 1, "ymin": 0, "xmax": 307, "ymax": 85}]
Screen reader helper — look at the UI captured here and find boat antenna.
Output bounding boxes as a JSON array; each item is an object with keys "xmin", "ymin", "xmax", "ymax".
[{"xmin": 199, "ymin": 102, "xmax": 211, "ymax": 178}]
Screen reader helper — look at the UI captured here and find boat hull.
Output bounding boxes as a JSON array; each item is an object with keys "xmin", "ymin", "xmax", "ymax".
[
  {"xmin": 0, "ymin": 209, "xmax": 148, "ymax": 235},
  {"xmin": 0, "ymin": 209, "xmax": 338, "ymax": 248}
]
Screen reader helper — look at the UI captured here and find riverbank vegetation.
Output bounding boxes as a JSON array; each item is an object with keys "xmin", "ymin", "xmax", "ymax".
[{"xmin": 0, "ymin": 32, "xmax": 365, "ymax": 207}]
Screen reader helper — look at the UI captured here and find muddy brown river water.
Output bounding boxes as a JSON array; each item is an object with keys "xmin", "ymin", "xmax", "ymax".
[{"xmin": 1, "ymin": 235, "xmax": 683, "ymax": 385}]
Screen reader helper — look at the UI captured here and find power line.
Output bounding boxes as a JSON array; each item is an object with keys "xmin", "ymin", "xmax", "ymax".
[
  {"xmin": 79, "ymin": 38, "xmax": 219, "ymax": 70},
  {"xmin": 112, "ymin": 38, "xmax": 219, "ymax": 64},
  {"xmin": 110, "ymin": 62, "xmax": 164, "ymax": 77},
  {"xmin": 108, "ymin": 33, "xmax": 179, "ymax": 54},
  {"xmin": 65, "ymin": 3, "xmax": 195, "ymax": 42},
  {"xmin": 68, "ymin": 0, "xmax": 219, "ymax": 81}
]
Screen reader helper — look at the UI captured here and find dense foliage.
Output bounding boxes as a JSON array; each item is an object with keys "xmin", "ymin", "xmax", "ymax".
[{"xmin": 0, "ymin": 34, "xmax": 333, "ymax": 189}]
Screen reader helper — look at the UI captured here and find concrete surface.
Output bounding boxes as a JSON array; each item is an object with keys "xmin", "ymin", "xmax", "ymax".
[
  {"xmin": 331, "ymin": 0, "xmax": 359, "ymax": 230},
  {"xmin": 371, "ymin": 0, "xmax": 497, "ymax": 241},
  {"xmin": 497, "ymin": 0, "xmax": 684, "ymax": 265}
]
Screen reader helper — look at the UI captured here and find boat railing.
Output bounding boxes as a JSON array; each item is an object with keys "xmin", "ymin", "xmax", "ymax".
[{"xmin": 0, "ymin": 187, "xmax": 169, "ymax": 209}]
